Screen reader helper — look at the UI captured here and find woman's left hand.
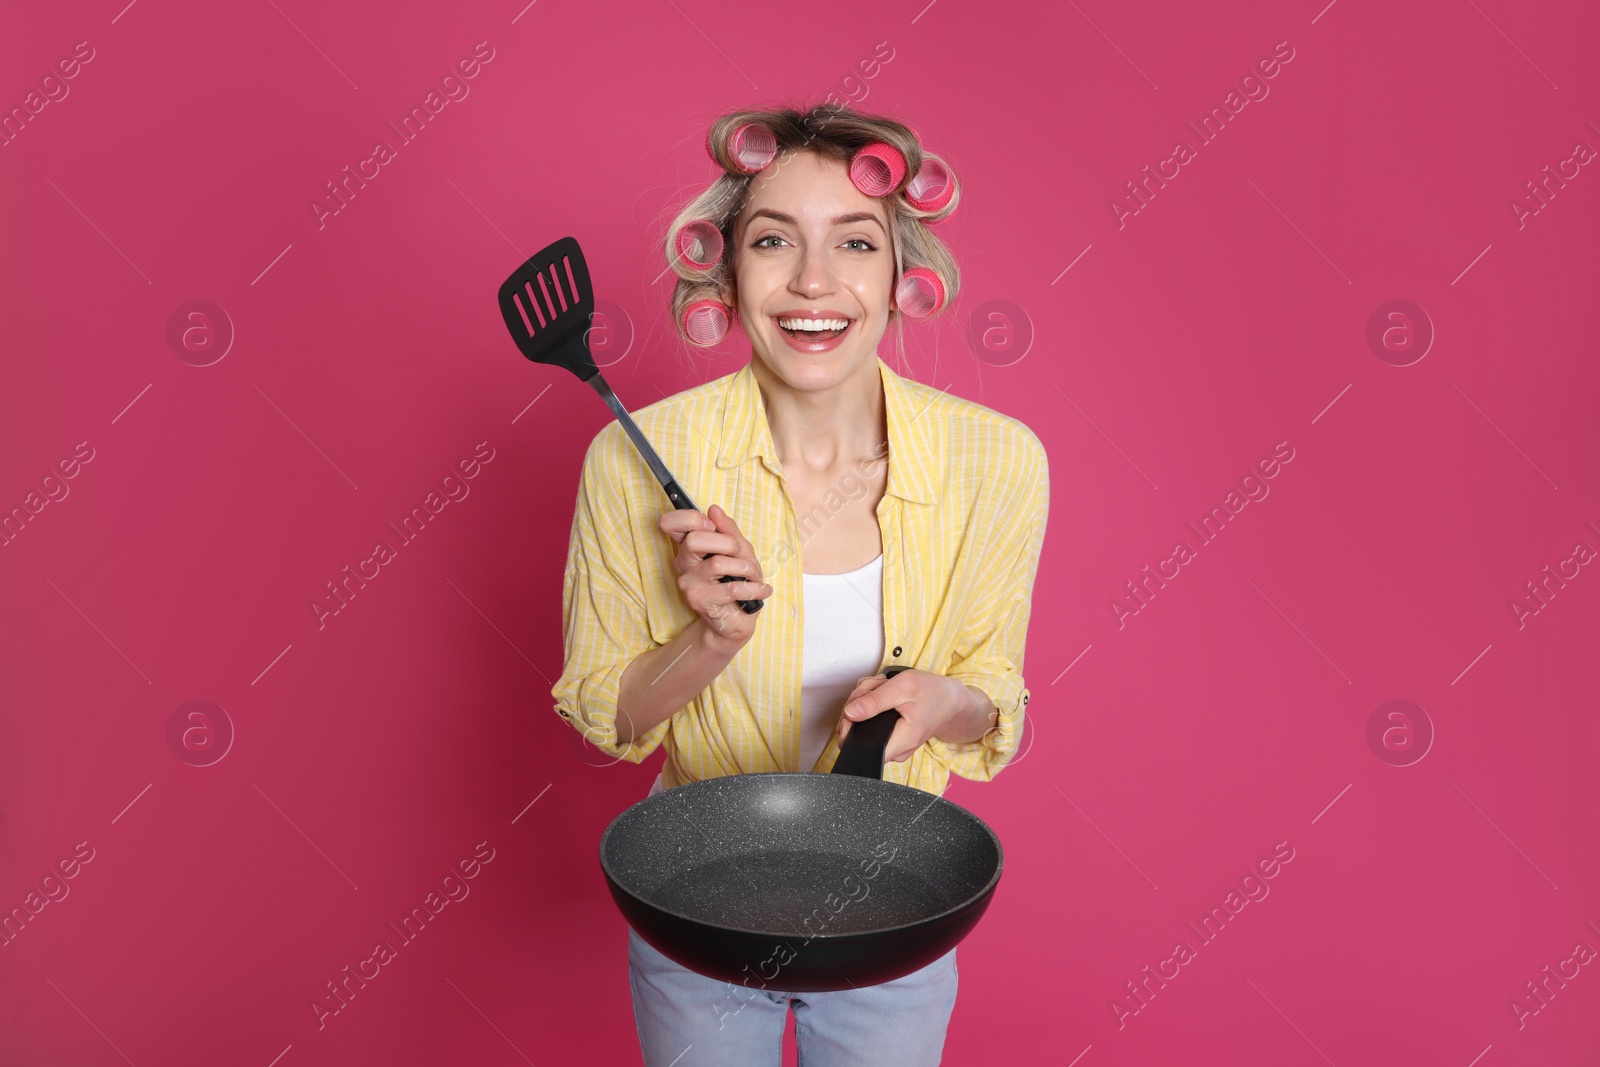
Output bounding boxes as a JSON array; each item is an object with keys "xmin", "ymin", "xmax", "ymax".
[{"xmin": 835, "ymin": 669, "xmax": 990, "ymax": 764}]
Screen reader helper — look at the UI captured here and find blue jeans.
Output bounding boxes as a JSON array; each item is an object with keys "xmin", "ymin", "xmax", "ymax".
[{"xmin": 627, "ymin": 927, "xmax": 959, "ymax": 1066}]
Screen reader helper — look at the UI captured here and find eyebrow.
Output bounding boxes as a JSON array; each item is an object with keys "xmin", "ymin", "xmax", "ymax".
[{"xmin": 746, "ymin": 209, "xmax": 884, "ymax": 231}]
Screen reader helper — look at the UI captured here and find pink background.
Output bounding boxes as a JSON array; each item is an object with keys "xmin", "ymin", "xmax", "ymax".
[{"xmin": 3, "ymin": 0, "xmax": 1598, "ymax": 1063}]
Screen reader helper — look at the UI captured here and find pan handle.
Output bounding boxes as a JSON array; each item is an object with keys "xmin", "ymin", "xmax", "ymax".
[{"xmin": 831, "ymin": 665, "xmax": 911, "ymax": 779}]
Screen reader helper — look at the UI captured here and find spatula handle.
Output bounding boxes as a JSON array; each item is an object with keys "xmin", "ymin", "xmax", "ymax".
[{"xmin": 662, "ymin": 478, "xmax": 763, "ymax": 616}]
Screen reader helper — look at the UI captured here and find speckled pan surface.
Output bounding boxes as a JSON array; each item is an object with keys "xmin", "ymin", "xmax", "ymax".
[{"xmin": 600, "ymin": 772, "xmax": 1003, "ymax": 939}]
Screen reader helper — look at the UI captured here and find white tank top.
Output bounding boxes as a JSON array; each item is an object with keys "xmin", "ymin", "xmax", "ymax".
[
  {"xmin": 796, "ymin": 553, "xmax": 886, "ymax": 772},
  {"xmin": 645, "ymin": 553, "xmax": 886, "ymax": 795}
]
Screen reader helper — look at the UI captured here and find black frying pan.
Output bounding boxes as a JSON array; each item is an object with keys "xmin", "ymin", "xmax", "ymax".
[
  {"xmin": 599, "ymin": 667, "xmax": 1005, "ymax": 991},
  {"xmin": 496, "ymin": 235, "xmax": 760, "ymax": 614}
]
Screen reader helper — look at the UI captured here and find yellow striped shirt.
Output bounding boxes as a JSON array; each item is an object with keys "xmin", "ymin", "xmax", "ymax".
[{"xmin": 551, "ymin": 355, "xmax": 1049, "ymax": 796}]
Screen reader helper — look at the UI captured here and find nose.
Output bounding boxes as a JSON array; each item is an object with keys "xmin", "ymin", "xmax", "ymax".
[{"xmin": 788, "ymin": 239, "xmax": 838, "ymax": 299}]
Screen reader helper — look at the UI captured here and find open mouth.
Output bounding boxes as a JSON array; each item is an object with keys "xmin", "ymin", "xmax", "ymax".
[{"xmin": 776, "ymin": 317, "xmax": 852, "ymax": 341}]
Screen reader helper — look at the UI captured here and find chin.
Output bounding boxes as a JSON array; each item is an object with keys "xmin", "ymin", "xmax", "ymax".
[{"xmin": 759, "ymin": 349, "xmax": 880, "ymax": 396}]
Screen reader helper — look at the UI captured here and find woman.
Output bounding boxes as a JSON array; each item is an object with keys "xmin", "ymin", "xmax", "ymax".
[{"xmin": 551, "ymin": 103, "xmax": 1049, "ymax": 1066}]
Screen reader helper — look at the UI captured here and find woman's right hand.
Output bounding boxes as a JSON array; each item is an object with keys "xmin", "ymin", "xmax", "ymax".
[{"xmin": 660, "ymin": 503, "xmax": 773, "ymax": 647}]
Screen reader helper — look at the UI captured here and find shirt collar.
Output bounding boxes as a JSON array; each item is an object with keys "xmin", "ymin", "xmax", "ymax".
[{"xmin": 714, "ymin": 355, "xmax": 941, "ymax": 505}]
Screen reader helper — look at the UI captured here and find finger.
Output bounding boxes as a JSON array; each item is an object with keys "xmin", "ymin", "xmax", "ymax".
[
  {"xmin": 707, "ymin": 504, "xmax": 754, "ymax": 558},
  {"xmin": 717, "ymin": 578, "xmax": 771, "ymax": 604},
  {"xmin": 842, "ymin": 676, "xmax": 895, "ymax": 721},
  {"xmin": 883, "ymin": 716, "xmax": 921, "ymax": 764},
  {"xmin": 662, "ymin": 509, "xmax": 715, "ymax": 543},
  {"xmin": 683, "ymin": 528, "xmax": 740, "ymax": 559},
  {"xmin": 700, "ymin": 554, "xmax": 759, "ymax": 581},
  {"xmin": 842, "ymin": 675, "xmax": 886, "ymax": 708}
]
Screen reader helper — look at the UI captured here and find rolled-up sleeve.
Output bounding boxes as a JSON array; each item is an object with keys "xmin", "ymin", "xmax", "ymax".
[
  {"xmin": 928, "ymin": 431, "xmax": 1049, "ymax": 782},
  {"xmin": 550, "ymin": 426, "xmax": 669, "ymax": 763}
]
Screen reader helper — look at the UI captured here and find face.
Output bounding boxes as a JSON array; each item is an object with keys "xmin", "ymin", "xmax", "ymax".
[{"xmin": 724, "ymin": 150, "xmax": 896, "ymax": 390}]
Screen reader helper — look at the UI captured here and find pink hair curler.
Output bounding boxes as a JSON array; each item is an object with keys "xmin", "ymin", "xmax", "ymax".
[
  {"xmin": 894, "ymin": 268, "xmax": 945, "ymax": 318},
  {"xmin": 723, "ymin": 123, "xmax": 778, "ymax": 174},
  {"xmin": 850, "ymin": 142, "xmax": 907, "ymax": 197},
  {"xmin": 682, "ymin": 299, "xmax": 731, "ymax": 346},
  {"xmin": 675, "ymin": 220, "xmax": 724, "ymax": 270},
  {"xmin": 905, "ymin": 155, "xmax": 955, "ymax": 214}
]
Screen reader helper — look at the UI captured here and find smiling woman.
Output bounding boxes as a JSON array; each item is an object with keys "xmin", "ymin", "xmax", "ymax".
[
  {"xmin": 552, "ymin": 102, "xmax": 1049, "ymax": 1067},
  {"xmin": 664, "ymin": 105, "xmax": 961, "ymax": 359}
]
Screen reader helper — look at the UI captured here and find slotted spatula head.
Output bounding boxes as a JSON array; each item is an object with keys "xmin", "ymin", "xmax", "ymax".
[{"xmin": 497, "ymin": 236, "xmax": 599, "ymax": 382}]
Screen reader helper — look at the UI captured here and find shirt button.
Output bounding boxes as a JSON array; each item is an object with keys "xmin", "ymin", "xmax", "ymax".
[{"xmin": 892, "ymin": 646, "xmax": 902, "ymax": 657}]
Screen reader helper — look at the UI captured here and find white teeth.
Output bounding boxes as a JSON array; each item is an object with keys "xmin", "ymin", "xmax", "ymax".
[{"xmin": 777, "ymin": 318, "xmax": 849, "ymax": 331}]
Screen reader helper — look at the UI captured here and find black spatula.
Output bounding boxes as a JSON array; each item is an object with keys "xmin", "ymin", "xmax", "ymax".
[{"xmin": 498, "ymin": 236, "xmax": 762, "ymax": 615}]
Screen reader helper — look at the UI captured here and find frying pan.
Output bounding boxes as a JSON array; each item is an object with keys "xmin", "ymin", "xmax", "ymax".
[
  {"xmin": 496, "ymin": 235, "xmax": 760, "ymax": 614},
  {"xmin": 599, "ymin": 667, "xmax": 1005, "ymax": 991}
]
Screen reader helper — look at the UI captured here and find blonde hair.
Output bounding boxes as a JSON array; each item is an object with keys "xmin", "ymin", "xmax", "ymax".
[{"xmin": 663, "ymin": 102, "xmax": 961, "ymax": 350}]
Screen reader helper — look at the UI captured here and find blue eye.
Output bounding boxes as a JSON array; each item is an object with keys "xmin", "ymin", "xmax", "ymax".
[
  {"xmin": 845, "ymin": 238, "xmax": 876, "ymax": 251},
  {"xmin": 753, "ymin": 235, "xmax": 785, "ymax": 248}
]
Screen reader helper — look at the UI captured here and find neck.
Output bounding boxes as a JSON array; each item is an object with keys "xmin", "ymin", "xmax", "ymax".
[{"xmin": 750, "ymin": 354, "xmax": 888, "ymax": 475}]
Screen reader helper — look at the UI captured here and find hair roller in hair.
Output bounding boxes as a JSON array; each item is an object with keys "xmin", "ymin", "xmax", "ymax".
[
  {"xmin": 894, "ymin": 268, "xmax": 945, "ymax": 319},
  {"xmin": 682, "ymin": 299, "xmax": 731, "ymax": 346},
  {"xmin": 905, "ymin": 155, "xmax": 955, "ymax": 214},
  {"xmin": 675, "ymin": 220, "xmax": 725, "ymax": 270},
  {"xmin": 849, "ymin": 142, "xmax": 907, "ymax": 197},
  {"xmin": 724, "ymin": 123, "xmax": 778, "ymax": 173}
]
